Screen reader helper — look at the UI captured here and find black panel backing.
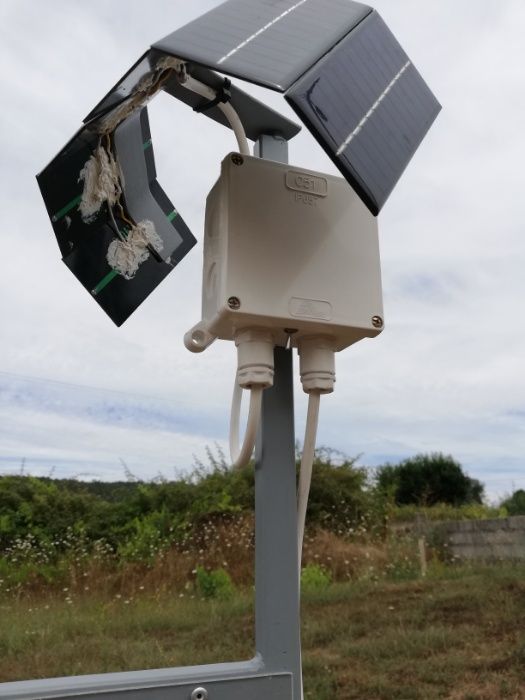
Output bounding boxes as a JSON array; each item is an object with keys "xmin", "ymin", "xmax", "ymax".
[{"xmin": 37, "ymin": 108, "xmax": 196, "ymax": 326}]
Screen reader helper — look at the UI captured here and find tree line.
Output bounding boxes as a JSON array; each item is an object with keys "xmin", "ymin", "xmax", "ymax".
[{"xmin": 0, "ymin": 450, "xmax": 521, "ymax": 555}]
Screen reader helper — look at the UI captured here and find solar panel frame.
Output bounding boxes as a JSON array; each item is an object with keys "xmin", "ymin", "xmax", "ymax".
[{"xmin": 84, "ymin": 51, "xmax": 156, "ymax": 124}]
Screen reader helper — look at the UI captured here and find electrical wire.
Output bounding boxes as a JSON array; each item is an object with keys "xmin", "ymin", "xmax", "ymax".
[
  {"xmin": 296, "ymin": 391, "xmax": 321, "ymax": 570},
  {"xmin": 229, "ymin": 381, "xmax": 263, "ymax": 469},
  {"xmin": 297, "ymin": 391, "xmax": 321, "ymax": 700},
  {"xmin": 182, "ymin": 75, "xmax": 251, "ymax": 156},
  {"xmin": 107, "ymin": 203, "xmax": 126, "ymax": 242},
  {"xmin": 101, "ymin": 132, "xmax": 135, "ymax": 235}
]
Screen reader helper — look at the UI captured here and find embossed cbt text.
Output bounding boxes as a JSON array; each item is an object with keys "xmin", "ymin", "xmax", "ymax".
[{"xmin": 285, "ymin": 170, "xmax": 328, "ymax": 197}]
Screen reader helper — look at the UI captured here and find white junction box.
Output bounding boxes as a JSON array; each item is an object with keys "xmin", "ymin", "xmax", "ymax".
[{"xmin": 186, "ymin": 153, "xmax": 383, "ymax": 353}]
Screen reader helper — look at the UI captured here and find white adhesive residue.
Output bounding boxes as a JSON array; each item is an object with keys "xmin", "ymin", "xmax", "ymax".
[
  {"xmin": 156, "ymin": 56, "xmax": 186, "ymax": 74},
  {"xmin": 78, "ymin": 146, "xmax": 122, "ymax": 222},
  {"xmin": 336, "ymin": 60, "xmax": 411, "ymax": 156},
  {"xmin": 106, "ymin": 220, "xmax": 164, "ymax": 280},
  {"xmin": 217, "ymin": 0, "xmax": 310, "ymax": 65},
  {"xmin": 98, "ymin": 56, "xmax": 185, "ymax": 134}
]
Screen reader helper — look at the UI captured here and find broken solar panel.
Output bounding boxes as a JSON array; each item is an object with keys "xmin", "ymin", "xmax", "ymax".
[
  {"xmin": 37, "ymin": 35, "xmax": 301, "ymax": 327},
  {"xmin": 38, "ymin": 47, "xmax": 299, "ymax": 327},
  {"xmin": 37, "ymin": 107, "xmax": 196, "ymax": 327},
  {"xmin": 155, "ymin": 0, "xmax": 440, "ymax": 215},
  {"xmin": 85, "ymin": 50, "xmax": 301, "ymax": 141},
  {"xmin": 38, "ymin": 0, "xmax": 440, "ymax": 328}
]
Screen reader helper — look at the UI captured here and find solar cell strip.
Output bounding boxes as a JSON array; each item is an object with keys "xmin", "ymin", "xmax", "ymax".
[
  {"xmin": 154, "ymin": 0, "xmax": 372, "ymax": 91},
  {"xmin": 92, "ymin": 269, "xmax": 119, "ymax": 296},
  {"xmin": 336, "ymin": 60, "xmax": 411, "ymax": 156},
  {"xmin": 285, "ymin": 10, "xmax": 440, "ymax": 214},
  {"xmin": 52, "ymin": 194, "xmax": 82, "ymax": 222},
  {"xmin": 217, "ymin": 0, "xmax": 310, "ymax": 65}
]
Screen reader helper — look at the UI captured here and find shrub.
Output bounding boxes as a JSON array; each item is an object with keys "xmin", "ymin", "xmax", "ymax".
[
  {"xmin": 501, "ymin": 490, "xmax": 525, "ymax": 516},
  {"xmin": 301, "ymin": 563, "xmax": 332, "ymax": 591},
  {"xmin": 376, "ymin": 453, "xmax": 484, "ymax": 507},
  {"xmin": 300, "ymin": 447, "xmax": 371, "ymax": 532},
  {"xmin": 195, "ymin": 566, "xmax": 235, "ymax": 599},
  {"xmin": 117, "ymin": 513, "xmax": 170, "ymax": 563}
]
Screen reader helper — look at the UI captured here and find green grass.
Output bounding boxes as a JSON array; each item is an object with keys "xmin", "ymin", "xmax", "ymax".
[
  {"xmin": 2, "ymin": 564, "xmax": 525, "ymax": 698},
  {"xmin": 0, "ymin": 594, "xmax": 253, "ymax": 680}
]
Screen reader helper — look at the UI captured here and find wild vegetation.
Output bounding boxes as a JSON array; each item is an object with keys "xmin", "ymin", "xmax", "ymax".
[
  {"xmin": 375, "ymin": 453, "xmax": 485, "ymax": 506},
  {"xmin": 1, "ymin": 450, "xmax": 524, "ymax": 695},
  {"xmin": 0, "ymin": 449, "xmax": 516, "ymax": 597},
  {"xmin": 501, "ymin": 488, "xmax": 525, "ymax": 516},
  {"xmin": 1, "ymin": 564, "xmax": 525, "ymax": 698}
]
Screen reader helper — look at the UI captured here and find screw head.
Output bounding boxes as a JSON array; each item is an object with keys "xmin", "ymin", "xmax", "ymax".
[
  {"xmin": 231, "ymin": 154, "xmax": 244, "ymax": 166},
  {"xmin": 227, "ymin": 296, "xmax": 241, "ymax": 310},
  {"xmin": 190, "ymin": 688, "xmax": 208, "ymax": 700},
  {"xmin": 372, "ymin": 315, "xmax": 384, "ymax": 329}
]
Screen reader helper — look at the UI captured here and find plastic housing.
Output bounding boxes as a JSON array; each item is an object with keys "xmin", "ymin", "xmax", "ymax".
[{"xmin": 193, "ymin": 153, "xmax": 383, "ymax": 353}]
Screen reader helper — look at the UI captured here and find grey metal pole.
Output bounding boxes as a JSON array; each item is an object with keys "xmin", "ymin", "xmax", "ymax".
[{"xmin": 254, "ymin": 135, "xmax": 302, "ymax": 700}]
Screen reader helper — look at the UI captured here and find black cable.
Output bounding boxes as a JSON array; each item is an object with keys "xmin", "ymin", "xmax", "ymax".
[{"xmin": 193, "ymin": 77, "xmax": 232, "ymax": 113}]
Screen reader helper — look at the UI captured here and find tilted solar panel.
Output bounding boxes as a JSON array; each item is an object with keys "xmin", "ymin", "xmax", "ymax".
[
  {"xmin": 285, "ymin": 11, "xmax": 441, "ymax": 214},
  {"xmin": 155, "ymin": 0, "xmax": 440, "ymax": 215},
  {"xmin": 154, "ymin": 0, "xmax": 372, "ymax": 91}
]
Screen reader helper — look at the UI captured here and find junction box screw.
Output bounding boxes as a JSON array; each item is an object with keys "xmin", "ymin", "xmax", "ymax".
[{"xmin": 191, "ymin": 687, "xmax": 208, "ymax": 700}]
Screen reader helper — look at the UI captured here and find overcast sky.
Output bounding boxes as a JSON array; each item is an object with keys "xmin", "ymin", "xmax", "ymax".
[{"xmin": 0, "ymin": 0, "xmax": 524, "ymax": 500}]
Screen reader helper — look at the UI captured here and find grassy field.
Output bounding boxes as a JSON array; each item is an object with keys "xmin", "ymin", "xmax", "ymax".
[{"xmin": 2, "ymin": 564, "xmax": 525, "ymax": 699}]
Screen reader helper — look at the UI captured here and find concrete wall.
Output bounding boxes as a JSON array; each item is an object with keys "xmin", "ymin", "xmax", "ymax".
[{"xmin": 428, "ymin": 516, "xmax": 525, "ymax": 561}]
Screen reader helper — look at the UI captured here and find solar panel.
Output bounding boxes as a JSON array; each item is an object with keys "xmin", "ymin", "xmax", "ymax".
[
  {"xmin": 37, "ymin": 108, "xmax": 196, "ymax": 326},
  {"xmin": 38, "ymin": 0, "xmax": 440, "ymax": 328},
  {"xmin": 154, "ymin": 0, "xmax": 372, "ymax": 91},
  {"xmin": 285, "ymin": 11, "xmax": 441, "ymax": 214},
  {"xmin": 84, "ymin": 51, "xmax": 156, "ymax": 124},
  {"xmin": 155, "ymin": 0, "xmax": 440, "ymax": 215},
  {"xmin": 37, "ymin": 44, "xmax": 301, "ymax": 327}
]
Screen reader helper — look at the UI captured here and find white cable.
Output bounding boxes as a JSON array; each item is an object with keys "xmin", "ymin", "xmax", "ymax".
[
  {"xmin": 183, "ymin": 75, "xmax": 250, "ymax": 156},
  {"xmin": 297, "ymin": 391, "xmax": 321, "ymax": 700},
  {"xmin": 297, "ymin": 391, "xmax": 321, "ymax": 569},
  {"xmin": 229, "ymin": 381, "xmax": 263, "ymax": 469},
  {"xmin": 218, "ymin": 102, "xmax": 251, "ymax": 157}
]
